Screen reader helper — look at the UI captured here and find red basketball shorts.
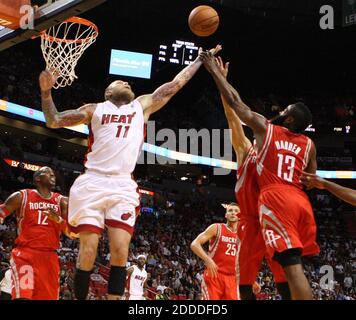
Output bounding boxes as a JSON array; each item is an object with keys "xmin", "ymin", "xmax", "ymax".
[
  {"xmin": 201, "ymin": 270, "xmax": 239, "ymax": 300},
  {"xmin": 258, "ymin": 185, "xmax": 320, "ymax": 259},
  {"xmin": 10, "ymin": 247, "xmax": 60, "ymax": 300},
  {"xmin": 238, "ymin": 218, "xmax": 286, "ymax": 284}
]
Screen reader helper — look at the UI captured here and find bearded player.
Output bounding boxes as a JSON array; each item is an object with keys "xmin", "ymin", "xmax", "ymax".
[
  {"xmin": 214, "ymin": 56, "xmax": 290, "ymax": 300},
  {"xmin": 190, "ymin": 203, "xmax": 241, "ymax": 300},
  {"xmin": 201, "ymin": 51, "xmax": 319, "ymax": 300},
  {"xmin": 0, "ymin": 167, "xmax": 70, "ymax": 300},
  {"xmin": 39, "ymin": 45, "xmax": 221, "ymax": 300}
]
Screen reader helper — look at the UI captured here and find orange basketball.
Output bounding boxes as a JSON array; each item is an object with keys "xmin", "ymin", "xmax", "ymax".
[{"xmin": 188, "ymin": 5, "xmax": 219, "ymax": 37}]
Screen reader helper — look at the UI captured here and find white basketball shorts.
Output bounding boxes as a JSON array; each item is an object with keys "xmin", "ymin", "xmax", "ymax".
[
  {"xmin": 129, "ymin": 294, "xmax": 146, "ymax": 300},
  {"xmin": 68, "ymin": 171, "xmax": 140, "ymax": 235}
]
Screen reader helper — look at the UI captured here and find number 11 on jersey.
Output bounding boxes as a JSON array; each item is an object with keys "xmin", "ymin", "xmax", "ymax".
[{"xmin": 116, "ymin": 125, "xmax": 130, "ymax": 138}]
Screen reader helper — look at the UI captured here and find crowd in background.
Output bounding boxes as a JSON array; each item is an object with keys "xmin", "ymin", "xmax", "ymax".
[
  {"xmin": 0, "ymin": 48, "xmax": 355, "ymax": 300},
  {"xmin": 0, "ymin": 162, "xmax": 355, "ymax": 300},
  {"xmin": 1, "ymin": 50, "xmax": 356, "ymax": 132}
]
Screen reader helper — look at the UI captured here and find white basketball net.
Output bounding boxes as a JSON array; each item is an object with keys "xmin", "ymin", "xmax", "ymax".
[{"xmin": 40, "ymin": 17, "xmax": 98, "ymax": 89}]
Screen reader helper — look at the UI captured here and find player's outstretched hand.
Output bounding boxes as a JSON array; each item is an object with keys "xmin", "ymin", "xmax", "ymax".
[
  {"xmin": 198, "ymin": 44, "xmax": 222, "ymax": 57},
  {"xmin": 199, "ymin": 50, "xmax": 219, "ymax": 74},
  {"xmin": 42, "ymin": 208, "xmax": 64, "ymax": 224},
  {"xmin": 215, "ymin": 56, "xmax": 230, "ymax": 79},
  {"xmin": 39, "ymin": 69, "xmax": 58, "ymax": 92},
  {"xmin": 300, "ymin": 172, "xmax": 326, "ymax": 190},
  {"xmin": 205, "ymin": 257, "xmax": 218, "ymax": 278},
  {"xmin": 210, "ymin": 44, "xmax": 222, "ymax": 56}
]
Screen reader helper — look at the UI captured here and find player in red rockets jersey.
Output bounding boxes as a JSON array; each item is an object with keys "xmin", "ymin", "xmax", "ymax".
[
  {"xmin": 215, "ymin": 57, "xmax": 290, "ymax": 300},
  {"xmin": 201, "ymin": 51, "xmax": 319, "ymax": 299},
  {"xmin": 190, "ymin": 203, "xmax": 241, "ymax": 300},
  {"xmin": 0, "ymin": 167, "xmax": 70, "ymax": 300},
  {"xmin": 236, "ymin": 146, "xmax": 290, "ymax": 299}
]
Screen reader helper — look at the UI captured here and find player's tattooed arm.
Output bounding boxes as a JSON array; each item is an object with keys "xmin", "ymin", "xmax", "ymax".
[
  {"xmin": 39, "ymin": 70, "xmax": 95, "ymax": 128},
  {"xmin": 199, "ymin": 51, "xmax": 267, "ymax": 146},
  {"xmin": 0, "ymin": 192, "xmax": 22, "ymax": 222},
  {"xmin": 138, "ymin": 45, "xmax": 222, "ymax": 121}
]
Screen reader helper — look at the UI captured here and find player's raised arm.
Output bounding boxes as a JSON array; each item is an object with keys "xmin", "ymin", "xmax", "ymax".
[
  {"xmin": 199, "ymin": 51, "xmax": 267, "ymax": 145},
  {"xmin": 0, "ymin": 192, "xmax": 22, "ymax": 223},
  {"xmin": 39, "ymin": 70, "xmax": 96, "ymax": 129},
  {"xmin": 138, "ymin": 45, "xmax": 222, "ymax": 121},
  {"xmin": 215, "ymin": 56, "xmax": 252, "ymax": 165},
  {"xmin": 303, "ymin": 141, "xmax": 317, "ymax": 175},
  {"xmin": 301, "ymin": 172, "xmax": 356, "ymax": 206},
  {"xmin": 190, "ymin": 224, "xmax": 219, "ymax": 278}
]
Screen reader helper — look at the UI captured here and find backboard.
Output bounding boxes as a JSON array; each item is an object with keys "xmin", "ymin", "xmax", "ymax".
[{"xmin": 0, "ymin": 0, "xmax": 106, "ymax": 51}]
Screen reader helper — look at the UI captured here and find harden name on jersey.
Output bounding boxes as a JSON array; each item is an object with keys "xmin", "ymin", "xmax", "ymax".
[{"xmin": 275, "ymin": 140, "xmax": 302, "ymax": 155}]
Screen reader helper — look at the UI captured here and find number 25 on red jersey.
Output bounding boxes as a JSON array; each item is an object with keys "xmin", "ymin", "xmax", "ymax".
[{"xmin": 225, "ymin": 243, "xmax": 237, "ymax": 256}]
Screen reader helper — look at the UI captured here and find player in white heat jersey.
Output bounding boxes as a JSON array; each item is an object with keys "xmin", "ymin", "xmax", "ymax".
[
  {"xmin": 39, "ymin": 44, "xmax": 221, "ymax": 300},
  {"xmin": 126, "ymin": 255, "xmax": 148, "ymax": 300}
]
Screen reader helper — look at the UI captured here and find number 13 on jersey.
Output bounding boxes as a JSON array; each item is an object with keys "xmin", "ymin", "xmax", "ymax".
[{"xmin": 277, "ymin": 154, "xmax": 296, "ymax": 182}]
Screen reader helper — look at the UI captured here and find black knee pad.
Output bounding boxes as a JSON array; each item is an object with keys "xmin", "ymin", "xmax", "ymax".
[
  {"xmin": 74, "ymin": 269, "xmax": 91, "ymax": 300},
  {"xmin": 273, "ymin": 248, "xmax": 302, "ymax": 267},
  {"xmin": 108, "ymin": 266, "xmax": 126, "ymax": 296},
  {"xmin": 239, "ymin": 285, "xmax": 256, "ymax": 300},
  {"xmin": 276, "ymin": 282, "xmax": 291, "ymax": 300},
  {"xmin": 0, "ymin": 292, "xmax": 12, "ymax": 300}
]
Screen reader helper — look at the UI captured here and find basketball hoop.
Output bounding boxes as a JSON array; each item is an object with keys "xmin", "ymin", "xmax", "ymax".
[{"xmin": 40, "ymin": 17, "xmax": 98, "ymax": 89}]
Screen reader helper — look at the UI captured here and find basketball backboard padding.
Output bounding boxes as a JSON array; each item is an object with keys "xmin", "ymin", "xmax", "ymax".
[
  {"xmin": 0, "ymin": 0, "xmax": 106, "ymax": 51},
  {"xmin": 0, "ymin": 0, "xmax": 31, "ymax": 29}
]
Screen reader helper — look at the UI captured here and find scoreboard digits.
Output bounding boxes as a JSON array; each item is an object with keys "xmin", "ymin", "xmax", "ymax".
[{"xmin": 158, "ymin": 40, "xmax": 199, "ymax": 65}]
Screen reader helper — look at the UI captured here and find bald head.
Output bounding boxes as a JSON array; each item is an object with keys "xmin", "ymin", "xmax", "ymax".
[
  {"xmin": 33, "ymin": 167, "xmax": 56, "ymax": 189},
  {"xmin": 105, "ymin": 80, "xmax": 135, "ymax": 105}
]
